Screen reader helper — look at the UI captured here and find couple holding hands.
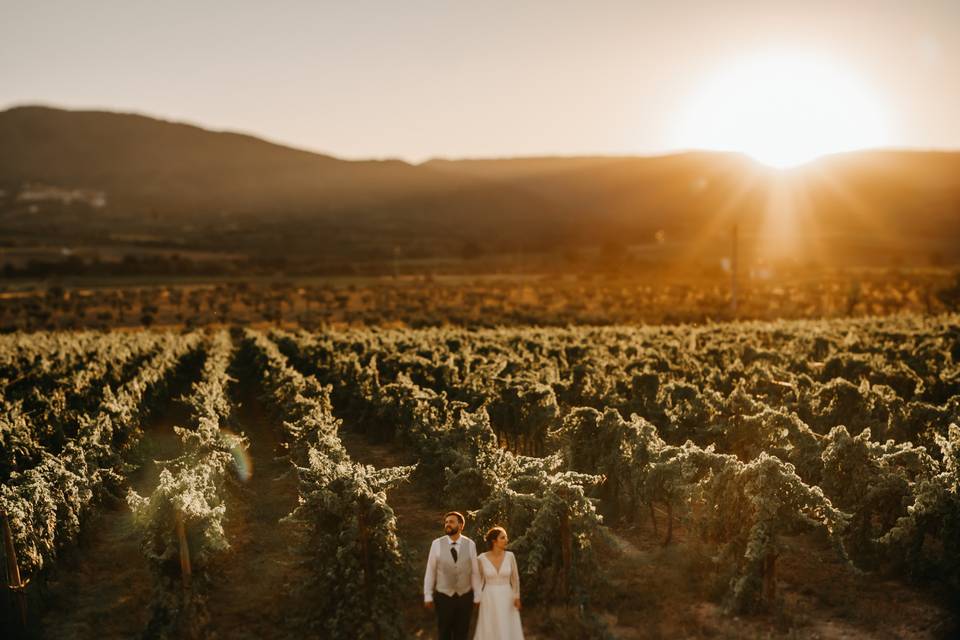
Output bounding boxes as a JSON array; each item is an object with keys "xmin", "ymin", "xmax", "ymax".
[{"xmin": 423, "ymin": 511, "xmax": 525, "ymax": 640}]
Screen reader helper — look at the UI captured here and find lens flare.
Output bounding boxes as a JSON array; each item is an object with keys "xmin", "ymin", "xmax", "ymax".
[{"xmin": 220, "ymin": 429, "xmax": 253, "ymax": 482}]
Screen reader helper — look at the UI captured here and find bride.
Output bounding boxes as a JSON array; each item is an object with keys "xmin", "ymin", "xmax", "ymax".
[{"xmin": 474, "ymin": 526, "xmax": 524, "ymax": 640}]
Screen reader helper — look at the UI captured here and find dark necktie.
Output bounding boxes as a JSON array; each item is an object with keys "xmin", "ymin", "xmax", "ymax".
[{"xmin": 450, "ymin": 545, "xmax": 458, "ymax": 563}]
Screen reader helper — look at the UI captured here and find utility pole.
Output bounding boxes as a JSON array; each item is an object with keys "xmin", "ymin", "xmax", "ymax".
[{"xmin": 731, "ymin": 223, "xmax": 738, "ymax": 316}]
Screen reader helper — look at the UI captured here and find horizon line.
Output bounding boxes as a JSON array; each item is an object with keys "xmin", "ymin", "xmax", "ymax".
[{"xmin": 4, "ymin": 100, "xmax": 959, "ymax": 167}]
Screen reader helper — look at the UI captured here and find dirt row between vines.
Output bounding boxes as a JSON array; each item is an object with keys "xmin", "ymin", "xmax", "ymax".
[
  {"xmin": 336, "ymin": 424, "xmax": 453, "ymax": 638},
  {"xmin": 203, "ymin": 379, "xmax": 309, "ymax": 640},
  {"xmin": 35, "ymin": 373, "xmax": 196, "ymax": 638},
  {"xmin": 32, "ymin": 369, "xmax": 310, "ymax": 640}
]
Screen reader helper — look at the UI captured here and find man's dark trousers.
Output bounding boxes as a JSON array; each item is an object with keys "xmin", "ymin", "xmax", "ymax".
[{"xmin": 434, "ymin": 590, "xmax": 474, "ymax": 640}]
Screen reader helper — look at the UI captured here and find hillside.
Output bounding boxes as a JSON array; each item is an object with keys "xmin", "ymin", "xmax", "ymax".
[
  {"xmin": 1, "ymin": 105, "xmax": 958, "ymax": 273},
  {"xmin": 425, "ymin": 150, "xmax": 960, "ymax": 244},
  {"xmin": 0, "ymin": 105, "xmax": 517, "ymax": 215}
]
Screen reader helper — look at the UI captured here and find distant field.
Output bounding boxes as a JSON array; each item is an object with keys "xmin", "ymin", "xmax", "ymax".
[{"xmin": 0, "ymin": 267, "xmax": 956, "ymax": 332}]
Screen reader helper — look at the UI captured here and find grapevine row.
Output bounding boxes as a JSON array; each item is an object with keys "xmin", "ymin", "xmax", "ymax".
[
  {"xmin": 128, "ymin": 331, "xmax": 242, "ymax": 639},
  {"xmin": 241, "ymin": 329, "xmax": 412, "ymax": 639},
  {"xmin": 1, "ymin": 333, "xmax": 165, "ymax": 481},
  {"xmin": 0, "ymin": 332, "xmax": 201, "ymax": 583}
]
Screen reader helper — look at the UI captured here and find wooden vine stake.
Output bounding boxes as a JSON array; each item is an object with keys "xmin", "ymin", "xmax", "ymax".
[
  {"xmin": 357, "ymin": 503, "xmax": 381, "ymax": 640},
  {"xmin": 559, "ymin": 507, "xmax": 572, "ymax": 602},
  {"xmin": 2, "ymin": 511, "xmax": 27, "ymax": 627},
  {"xmin": 663, "ymin": 501, "xmax": 674, "ymax": 547},
  {"xmin": 175, "ymin": 510, "xmax": 192, "ymax": 590},
  {"xmin": 762, "ymin": 551, "xmax": 777, "ymax": 603}
]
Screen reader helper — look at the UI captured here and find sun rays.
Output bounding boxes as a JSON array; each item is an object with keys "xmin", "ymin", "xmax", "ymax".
[{"xmin": 669, "ymin": 150, "xmax": 903, "ymax": 280}]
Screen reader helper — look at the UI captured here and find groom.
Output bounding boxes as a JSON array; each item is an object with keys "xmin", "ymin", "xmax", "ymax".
[{"xmin": 423, "ymin": 511, "xmax": 482, "ymax": 640}]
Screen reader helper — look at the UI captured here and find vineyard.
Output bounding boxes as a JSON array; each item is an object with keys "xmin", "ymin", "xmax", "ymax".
[
  {"xmin": 1, "ymin": 268, "xmax": 957, "ymax": 332},
  {"xmin": 2, "ymin": 314, "xmax": 959, "ymax": 638}
]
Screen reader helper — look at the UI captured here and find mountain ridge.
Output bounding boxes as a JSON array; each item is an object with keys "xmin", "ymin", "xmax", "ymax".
[{"xmin": 1, "ymin": 104, "xmax": 958, "ymax": 268}]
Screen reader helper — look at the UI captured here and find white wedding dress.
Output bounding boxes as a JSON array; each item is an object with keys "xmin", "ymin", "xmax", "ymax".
[{"xmin": 474, "ymin": 551, "xmax": 525, "ymax": 640}]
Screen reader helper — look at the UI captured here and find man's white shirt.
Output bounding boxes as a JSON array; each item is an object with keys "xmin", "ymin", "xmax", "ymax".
[{"xmin": 423, "ymin": 534, "xmax": 482, "ymax": 604}]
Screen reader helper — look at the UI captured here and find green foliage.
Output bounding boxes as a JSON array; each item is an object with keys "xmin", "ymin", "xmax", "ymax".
[
  {"xmin": 127, "ymin": 331, "xmax": 240, "ymax": 639},
  {"xmin": 878, "ymin": 423, "xmax": 960, "ymax": 588},
  {"xmin": 286, "ymin": 449, "xmax": 412, "ymax": 639},
  {"xmin": 0, "ymin": 332, "xmax": 164, "ymax": 480},
  {"xmin": 472, "ymin": 468, "xmax": 607, "ymax": 605},
  {"xmin": 820, "ymin": 425, "xmax": 936, "ymax": 565},
  {"xmin": 272, "ymin": 317, "xmax": 960, "ymax": 616},
  {"xmin": 243, "ymin": 329, "xmax": 413, "ymax": 638},
  {"xmin": 0, "ymin": 332, "xmax": 200, "ymax": 580},
  {"xmin": 552, "ymin": 407, "xmax": 666, "ymax": 522},
  {"xmin": 486, "ymin": 380, "xmax": 559, "ymax": 455},
  {"xmin": 275, "ymin": 328, "xmax": 613, "ymax": 613},
  {"xmin": 700, "ymin": 453, "xmax": 849, "ymax": 613},
  {"xmin": 5, "ymin": 311, "xmax": 959, "ymax": 632}
]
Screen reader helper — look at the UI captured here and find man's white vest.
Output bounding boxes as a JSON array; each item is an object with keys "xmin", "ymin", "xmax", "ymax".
[{"xmin": 434, "ymin": 536, "xmax": 474, "ymax": 596}]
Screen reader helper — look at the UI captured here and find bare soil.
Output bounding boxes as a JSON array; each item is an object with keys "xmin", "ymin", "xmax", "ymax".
[
  {"xmin": 35, "ymin": 400, "xmax": 188, "ymax": 639},
  {"xmin": 337, "ymin": 425, "xmax": 450, "ymax": 639},
  {"xmin": 203, "ymin": 384, "xmax": 309, "ymax": 640},
  {"xmin": 601, "ymin": 515, "xmax": 957, "ymax": 639}
]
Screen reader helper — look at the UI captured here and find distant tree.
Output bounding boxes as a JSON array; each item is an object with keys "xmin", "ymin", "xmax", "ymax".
[
  {"xmin": 460, "ymin": 239, "xmax": 483, "ymax": 261},
  {"xmin": 600, "ymin": 239, "xmax": 628, "ymax": 270},
  {"xmin": 846, "ymin": 278, "xmax": 862, "ymax": 315},
  {"xmin": 936, "ymin": 272, "xmax": 960, "ymax": 311},
  {"xmin": 46, "ymin": 284, "xmax": 65, "ymax": 301},
  {"xmin": 562, "ymin": 246, "xmax": 582, "ymax": 266}
]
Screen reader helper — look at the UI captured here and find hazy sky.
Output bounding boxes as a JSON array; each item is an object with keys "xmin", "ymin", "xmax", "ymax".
[{"xmin": 2, "ymin": 0, "xmax": 958, "ymax": 162}]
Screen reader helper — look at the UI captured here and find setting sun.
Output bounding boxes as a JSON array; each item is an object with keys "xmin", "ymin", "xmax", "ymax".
[{"xmin": 677, "ymin": 51, "xmax": 892, "ymax": 168}]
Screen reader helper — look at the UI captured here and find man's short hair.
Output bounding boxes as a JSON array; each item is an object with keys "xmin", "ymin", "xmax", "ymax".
[{"xmin": 444, "ymin": 511, "xmax": 465, "ymax": 526}]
